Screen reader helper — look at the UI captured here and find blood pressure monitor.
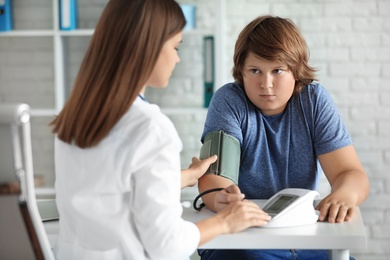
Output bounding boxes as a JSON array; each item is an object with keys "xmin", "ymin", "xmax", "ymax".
[{"xmin": 262, "ymin": 188, "xmax": 320, "ymax": 228}]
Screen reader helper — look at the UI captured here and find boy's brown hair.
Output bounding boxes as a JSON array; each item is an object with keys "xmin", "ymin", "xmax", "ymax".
[{"xmin": 232, "ymin": 15, "xmax": 317, "ymax": 94}]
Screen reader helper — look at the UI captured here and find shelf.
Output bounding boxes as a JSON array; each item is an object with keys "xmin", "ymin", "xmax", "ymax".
[
  {"xmin": 36, "ymin": 187, "xmax": 56, "ymax": 195},
  {"xmin": 30, "ymin": 109, "xmax": 58, "ymax": 117},
  {"xmin": 59, "ymin": 29, "xmax": 94, "ymax": 36},
  {"xmin": 161, "ymin": 107, "xmax": 207, "ymax": 115},
  {"xmin": 30, "ymin": 107, "xmax": 207, "ymax": 120},
  {"xmin": 0, "ymin": 30, "xmax": 55, "ymax": 37},
  {"xmin": 0, "ymin": 29, "xmax": 94, "ymax": 37},
  {"xmin": 183, "ymin": 29, "xmax": 213, "ymax": 36},
  {"xmin": 35, "ymin": 187, "xmax": 56, "ymax": 199},
  {"xmin": 30, "ymin": 109, "xmax": 208, "ymax": 118},
  {"xmin": 0, "ymin": 28, "xmax": 209, "ymax": 38}
]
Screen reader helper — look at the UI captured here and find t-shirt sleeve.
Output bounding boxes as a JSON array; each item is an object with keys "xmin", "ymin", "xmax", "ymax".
[
  {"xmin": 202, "ymin": 83, "xmax": 247, "ymax": 144},
  {"xmin": 310, "ymin": 84, "xmax": 353, "ymax": 155}
]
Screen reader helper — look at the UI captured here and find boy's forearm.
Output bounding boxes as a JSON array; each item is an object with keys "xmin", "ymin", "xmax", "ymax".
[
  {"xmin": 198, "ymin": 174, "xmax": 236, "ymax": 212},
  {"xmin": 331, "ymin": 170, "xmax": 370, "ymax": 205}
]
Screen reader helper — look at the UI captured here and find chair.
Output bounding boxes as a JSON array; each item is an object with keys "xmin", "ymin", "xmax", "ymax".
[{"xmin": 0, "ymin": 103, "xmax": 55, "ymax": 260}]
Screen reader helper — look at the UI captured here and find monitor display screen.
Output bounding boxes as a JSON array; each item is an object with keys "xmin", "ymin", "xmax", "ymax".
[{"xmin": 265, "ymin": 195, "xmax": 298, "ymax": 214}]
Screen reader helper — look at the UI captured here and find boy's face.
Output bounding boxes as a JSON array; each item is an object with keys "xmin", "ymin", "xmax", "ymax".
[{"xmin": 242, "ymin": 52, "xmax": 296, "ymax": 116}]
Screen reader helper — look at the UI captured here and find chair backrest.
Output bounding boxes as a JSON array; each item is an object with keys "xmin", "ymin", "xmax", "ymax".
[{"xmin": 0, "ymin": 103, "xmax": 55, "ymax": 260}]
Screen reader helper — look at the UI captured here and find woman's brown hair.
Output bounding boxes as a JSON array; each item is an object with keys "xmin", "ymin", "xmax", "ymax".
[
  {"xmin": 232, "ymin": 15, "xmax": 317, "ymax": 94},
  {"xmin": 51, "ymin": 0, "xmax": 186, "ymax": 148}
]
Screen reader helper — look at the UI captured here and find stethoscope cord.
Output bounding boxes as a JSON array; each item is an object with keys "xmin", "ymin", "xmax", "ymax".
[{"xmin": 193, "ymin": 187, "xmax": 224, "ymax": 211}]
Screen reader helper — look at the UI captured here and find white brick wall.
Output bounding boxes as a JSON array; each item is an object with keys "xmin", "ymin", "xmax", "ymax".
[{"xmin": 0, "ymin": 0, "xmax": 389, "ymax": 259}]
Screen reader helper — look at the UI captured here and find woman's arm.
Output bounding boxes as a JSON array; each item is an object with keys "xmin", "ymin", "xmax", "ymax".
[
  {"xmin": 183, "ymin": 155, "xmax": 271, "ymax": 246},
  {"xmin": 196, "ymin": 176, "xmax": 271, "ymax": 245},
  {"xmin": 195, "ymin": 199, "xmax": 271, "ymax": 247},
  {"xmin": 317, "ymin": 145, "xmax": 370, "ymax": 223}
]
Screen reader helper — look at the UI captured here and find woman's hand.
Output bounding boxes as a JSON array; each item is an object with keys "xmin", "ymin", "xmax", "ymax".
[
  {"xmin": 196, "ymin": 199, "xmax": 271, "ymax": 246},
  {"xmin": 217, "ymin": 200, "xmax": 271, "ymax": 234},
  {"xmin": 213, "ymin": 184, "xmax": 246, "ymax": 212},
  {"xmin": 181, "ymin": 155, "xmax": 217, "ymax": 189}
]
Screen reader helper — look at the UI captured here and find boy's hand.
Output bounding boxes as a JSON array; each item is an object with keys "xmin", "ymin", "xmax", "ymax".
[{"xmin": 316, "ymin": 189, "xmax": 358, "ymax": 223}]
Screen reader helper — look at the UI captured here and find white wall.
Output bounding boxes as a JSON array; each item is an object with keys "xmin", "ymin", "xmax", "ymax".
[{"xmin": 0, "ymin": 0, "xmax": 389, "ymax": 259}]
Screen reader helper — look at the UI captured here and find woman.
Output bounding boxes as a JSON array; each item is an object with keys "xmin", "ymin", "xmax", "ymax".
[
  {"xmin": 197, "ymin": 15, "xmax": 370, "ymax": 260},
  {"xmin": 50, "ymin": 1, "xmax": 270, "ymax": 259}
]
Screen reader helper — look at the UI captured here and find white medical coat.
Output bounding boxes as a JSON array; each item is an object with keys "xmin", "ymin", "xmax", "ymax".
[{"xmin": 54, "ymin": 96, "xmax": 200, "ymax": 260}]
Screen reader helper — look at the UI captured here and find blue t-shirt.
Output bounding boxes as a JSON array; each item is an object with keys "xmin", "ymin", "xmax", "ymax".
[{"xmin": 202, "ymin": 82, "xmax": 352, "ymax": 199}]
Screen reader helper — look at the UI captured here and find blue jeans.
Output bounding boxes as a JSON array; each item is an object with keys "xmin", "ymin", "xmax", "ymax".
[{"xmin": 198, "ymin": 249, "xmax": 356, "ymax": 260}]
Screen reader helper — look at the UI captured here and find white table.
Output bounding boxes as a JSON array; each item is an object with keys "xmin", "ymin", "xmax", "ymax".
[
  {"xmin": 182, "ymin": 200, "xmax": 366, "ymax": 260},
  {"xmin": 43, "ymin": 199, "xmax": 366, "ymax": 260}
]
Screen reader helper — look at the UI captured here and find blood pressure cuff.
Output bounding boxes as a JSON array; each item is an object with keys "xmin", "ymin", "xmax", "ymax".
[{"xmin": 199, "ymin": 130, "xmax": 240, "ymax": 184}]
